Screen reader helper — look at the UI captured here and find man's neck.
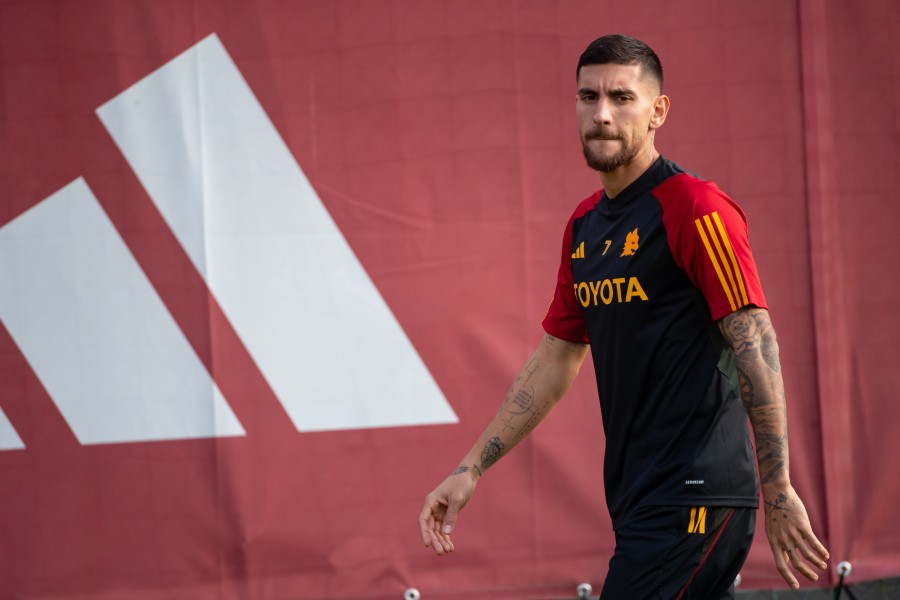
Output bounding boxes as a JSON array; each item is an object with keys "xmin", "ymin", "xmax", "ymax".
[{"xmin": 600, "ymin": 146, "xmax": 660, "ymax": 199}]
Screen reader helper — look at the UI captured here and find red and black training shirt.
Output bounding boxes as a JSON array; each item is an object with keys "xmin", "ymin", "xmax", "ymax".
[{"xmin": 543, "ymin": 156, "xmax": 765, "ymax": 526}]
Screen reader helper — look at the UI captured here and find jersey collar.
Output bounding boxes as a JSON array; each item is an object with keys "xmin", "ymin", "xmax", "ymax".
[{"xmin": 600, "ymin": 155, "xmax": 667, "ymax": 215}]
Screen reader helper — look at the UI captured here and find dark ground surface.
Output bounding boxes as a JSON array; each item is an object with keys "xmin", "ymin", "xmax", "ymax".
[
  {"xmin": 555, "ymin": 576, "xmax": 900, "ymax": 599},
  {"xmin": 735, "ymin": 576, "xmax": 900, "ymax": 599}
]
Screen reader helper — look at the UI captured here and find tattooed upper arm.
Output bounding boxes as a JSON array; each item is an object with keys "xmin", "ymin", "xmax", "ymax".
[
  {"xmin": 543, "ymin": 333, "xmax": 589, "ymax": 352},
  {"xmin": 718, "ymin": 307, "xmax": 780, "ymax": 372}
]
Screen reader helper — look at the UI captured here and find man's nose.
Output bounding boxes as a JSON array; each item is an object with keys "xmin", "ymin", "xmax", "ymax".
[{"xmin": 593, "ymin": 99, "xmax": 612, "ymax": 125}]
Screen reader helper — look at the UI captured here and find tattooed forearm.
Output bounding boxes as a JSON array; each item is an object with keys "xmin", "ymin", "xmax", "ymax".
[
  {"xmin": 511, "ymin": 411, "xmax": 543, "ymax": 444},
  {"xmin": 755, "ymin": 432, "xmax": 788, "ymax": 484},
  {"xmin": 502, "ymin": 376, "xmax": 552, "ymax": 443},
  {"xmin": 458, "ymin": 334, "xmax": 587, "ymax": 481},
  {"xmin": 480, "ymin": 437, "xmax": 505, "ymax": 471},
  {"xmin": 514, "ymin": 358, "xmax": 539, "ymax": 384},
  {"xmin": 720, "ymin": 307, "xmax": 790, "ymax": 487},
  {"xmin": 504, "ymin": 385, "xmax": 535, "ymax": 414},
  {"xmin": 501, "ymin": 358, "xmax": 539, "ymax": 415},
  {"xmin": 451, "ymin": 464, "xmax": 483, "ymax": 478}
]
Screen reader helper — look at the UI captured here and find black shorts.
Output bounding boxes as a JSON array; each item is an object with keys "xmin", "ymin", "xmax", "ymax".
[{"xmin": 600, "ymin": 505, "xmax": 756, "ymax": 599}]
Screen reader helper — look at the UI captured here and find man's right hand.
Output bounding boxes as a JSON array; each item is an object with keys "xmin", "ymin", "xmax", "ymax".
[
  {"xmin": 417, "ymin": 334, "xmax": 588, "ymax": 557},
  {"xmin": 418, "ymin": 468, "xmax": 478, "ymax": 555}
]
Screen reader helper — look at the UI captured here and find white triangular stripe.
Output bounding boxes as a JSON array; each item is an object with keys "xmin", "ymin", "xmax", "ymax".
[
  {"xmin": 0, "ymin": 407, "xmax": 24, "ymax": 450},
  {"xmin": 0, "ymin": 179, "xmax": 245, "ymax": 444},
  {"xmin": 97, "ymin": 34, "xmax": 456, "ymax": 432}
]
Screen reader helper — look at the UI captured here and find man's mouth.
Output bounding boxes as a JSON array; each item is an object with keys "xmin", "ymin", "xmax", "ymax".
[{"xmin": 586, "ymin": 131, "xmax": 621, "ymax": 142}]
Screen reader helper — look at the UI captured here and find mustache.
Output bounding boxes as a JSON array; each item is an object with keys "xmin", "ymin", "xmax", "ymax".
[{"xmin": 584, "ymin": 127, "xmax": 622, "ymax": 141}]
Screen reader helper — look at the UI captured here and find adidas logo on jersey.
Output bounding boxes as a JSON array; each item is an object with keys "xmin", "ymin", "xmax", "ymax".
[{"xmin": 571, "ymin": 241, "xmax": 585, "ymax": 259}]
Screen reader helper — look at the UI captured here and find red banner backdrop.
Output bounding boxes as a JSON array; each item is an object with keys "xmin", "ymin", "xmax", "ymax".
[{"xmin": 1, "ymin": 1, "xmax": 898, "ymax": 598}]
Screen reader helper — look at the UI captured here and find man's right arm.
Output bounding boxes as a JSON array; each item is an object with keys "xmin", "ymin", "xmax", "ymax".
[{"xmin": 418, "ymin": 333, "xmax": 589, "ymax": 555}]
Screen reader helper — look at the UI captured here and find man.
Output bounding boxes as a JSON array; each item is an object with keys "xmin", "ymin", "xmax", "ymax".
[{"xmin": 418, "ymin": 35, "xmax": 829, "ymax": 598}]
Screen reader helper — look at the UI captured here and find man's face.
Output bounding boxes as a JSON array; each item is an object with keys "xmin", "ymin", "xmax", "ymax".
[{"xmin": 575, "ymin": 63, "xmax": 664, "ymax": 173}]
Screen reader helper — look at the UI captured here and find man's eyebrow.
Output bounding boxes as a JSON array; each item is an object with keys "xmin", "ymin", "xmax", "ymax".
[{"xmin": 576, "ymin": 86, "xmax": 637, "ymax": 97}]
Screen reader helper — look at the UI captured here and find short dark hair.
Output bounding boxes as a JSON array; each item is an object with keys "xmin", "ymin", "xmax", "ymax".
[{"xmin": 576, "ymin": 34, "xmax": 663, "ymax": 91}]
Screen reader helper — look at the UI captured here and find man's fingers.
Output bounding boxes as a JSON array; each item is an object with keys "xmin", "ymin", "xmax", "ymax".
[
  {"xmin": 418, "ymin": 496, "xmax": 455, "ymax": 555},
  {"xmin": 419, "ymin": 495, "xmax": 454, "ymax": 552},
  {"xmin": 434, "ymin": 520, "xmax": 454, "ymax": 553},
  {"xmin": 424, "ymin": 520, "xmax": 449, "ymax": 555},
  {"xmin": 426, "ymin": 523, "xmax": 454, "ymax": 555},
  {"xmin": 795, "ymin": 537, "xmax": 828, "ymax": 571},
  {"xmin": 785, "ymin": 524, "xmax": 829, "ymax": 572},
  {"xmin": 418, "ymin": 498, "xmax": 435, "ymax": 522},
  {"xmin": 773, "ymin": 546, "xmax": 800, "ymax": 590},
  {"xmin": 418, "ymin": 499, "xmax": 438, "ymax": 546},
  {"xmin": 442, "ymin": 510, "xmax": 457, "ymax": 535},
  {"xmin": 788, "ymin": 547, "xmax": 821, "ymax": 582},
  {"xmin": 427, "ymin": 529, "xmax": 446, "ymax": 555},
  {"xmin": 419, "ymin": 513, "xmax": 433, "ymax": 547},
  {"xmin": 438, "ymin": 527, "xmax": 455, "ymax": 553},
  {"xmin": 441, "ymin": 498, "xmax": 462, "ymax": 535},
  {"xmin": 805, "ymin": 532, "xmax": 831, "ymax": 565}
]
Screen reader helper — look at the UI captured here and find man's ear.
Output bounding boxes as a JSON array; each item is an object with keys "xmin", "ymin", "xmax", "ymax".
[{"xmin": 650, "ymin": 94, "xmax": 670, "ymax": 130}]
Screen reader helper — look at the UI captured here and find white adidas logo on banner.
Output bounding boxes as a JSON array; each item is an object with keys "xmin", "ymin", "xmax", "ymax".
[
  {"xmin": 0, "ymin": 178, "xmax": 245, "ymax": 446},
  {"xmin": 0, "ymin": 34, "xmax": 456, "ymax": 448}
]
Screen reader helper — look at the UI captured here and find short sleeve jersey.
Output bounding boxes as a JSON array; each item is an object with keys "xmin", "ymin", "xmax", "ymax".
[{"xmin": 542, "ymin": 156, "xmax": 765, "ymax": 526}]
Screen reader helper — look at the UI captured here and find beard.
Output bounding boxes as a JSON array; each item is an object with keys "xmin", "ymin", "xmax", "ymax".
[{"xmin": 581, "ymin": 129, "xmax": 641, "ymax": 172}]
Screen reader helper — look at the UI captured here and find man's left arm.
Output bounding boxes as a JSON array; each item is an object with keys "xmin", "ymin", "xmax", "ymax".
[{"xmin": 718, "ymin": 307, "xmax": 830, "ymax": 589}]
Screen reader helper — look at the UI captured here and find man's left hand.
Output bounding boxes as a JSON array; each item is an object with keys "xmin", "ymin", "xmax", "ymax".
[{"xmin": 762, "ymin": 484, "xmax": 830, "ymax": 589}]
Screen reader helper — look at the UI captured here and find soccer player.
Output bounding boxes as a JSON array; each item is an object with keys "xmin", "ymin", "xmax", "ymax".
[{"xmin": 418, "ymin": 34, "xmax": 830, "ymax": 597}]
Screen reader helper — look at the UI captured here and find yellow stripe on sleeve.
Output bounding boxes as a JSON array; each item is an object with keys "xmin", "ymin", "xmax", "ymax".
[
  {"xmin": 695, "ymin": 218, "xmax": 737, "ymax": 311},
  {"xmin": 702, "ymin": 214, "xmax": 742, "ymax": 308},
  {"xmin": 712, "ymin": 212, "xmax": 749, "ymax": 306}
]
